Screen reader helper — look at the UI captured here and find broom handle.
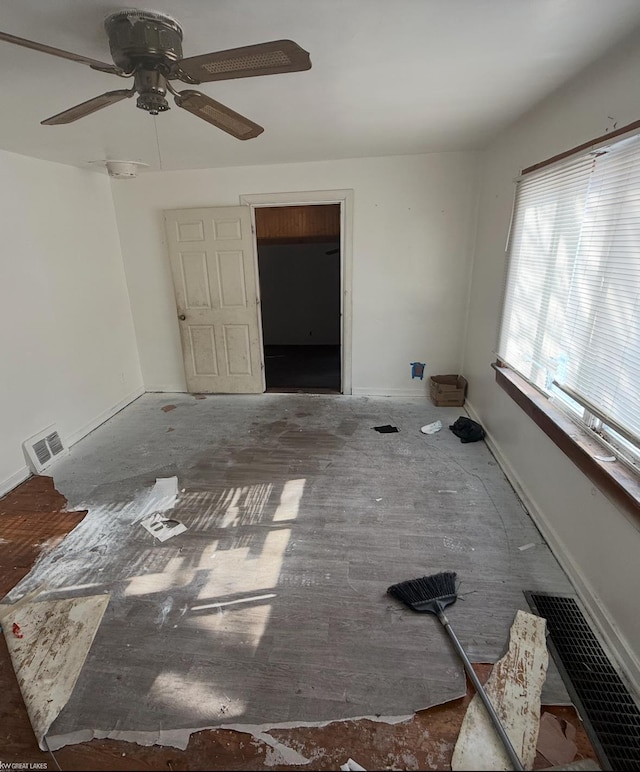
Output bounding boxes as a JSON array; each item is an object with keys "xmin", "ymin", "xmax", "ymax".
[{"xmin": 437, "ymin": 609, "xmax": 525, "ymax": 771}]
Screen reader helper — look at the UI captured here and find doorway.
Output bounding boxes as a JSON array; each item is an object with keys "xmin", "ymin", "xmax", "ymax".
[{"xmin": 254, "ymin": 204, "xmax": 342, "ymax": 393}]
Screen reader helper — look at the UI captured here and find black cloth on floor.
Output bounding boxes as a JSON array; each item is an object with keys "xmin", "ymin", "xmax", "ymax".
[{"xmin": 449, "ymin": 416, "xmax": 485, "ymax": 443}]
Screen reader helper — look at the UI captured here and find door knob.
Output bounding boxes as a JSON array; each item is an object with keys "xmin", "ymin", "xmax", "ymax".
[{"xmin": 178, "ymin": 314, "xmax": 186, "ymax": 321}]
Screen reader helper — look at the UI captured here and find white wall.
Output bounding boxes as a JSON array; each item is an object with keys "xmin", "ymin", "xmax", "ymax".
[
  {"xmin": 110, "ymin": 152, "xmax": 479, "ymax": 394},
  {"xmin": 0, "ymin": 150, "xmax": 143, "ymax": 495},
  {"xmin": 463, "ymin": 32, "xmax": 640, "ymax": 689}
]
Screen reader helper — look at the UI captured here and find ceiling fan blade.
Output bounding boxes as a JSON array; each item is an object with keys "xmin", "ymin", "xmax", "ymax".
[
  {"xmin": 176, "ymin": 39, "xmax": 311, "ymax": 83},
  {"xmin": 41, "ymin": 89, "xmax": 134, "ymax": 125},
  {"xmin": 0, "ymin": 30, "xmax": 120, "ymax": 74},
  {"xmin": 174, "ymin": 90, "xmax": 263, "ymax": 140}
]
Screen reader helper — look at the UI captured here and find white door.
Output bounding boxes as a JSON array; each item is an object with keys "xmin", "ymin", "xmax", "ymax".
[{"xmin": 164, "ymin": 206, "xmax": 264, "ymax": 393}]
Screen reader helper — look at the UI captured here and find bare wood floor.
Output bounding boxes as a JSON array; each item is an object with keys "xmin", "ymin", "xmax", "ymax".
[{"xmin": 0, "ymin": 393, "xmax": 587, "ymax": 768}]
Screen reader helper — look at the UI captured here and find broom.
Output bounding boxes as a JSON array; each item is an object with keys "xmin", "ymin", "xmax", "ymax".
[{"xmin": 387, "ymin": 571, "xmax": 524, "ymax": 771}]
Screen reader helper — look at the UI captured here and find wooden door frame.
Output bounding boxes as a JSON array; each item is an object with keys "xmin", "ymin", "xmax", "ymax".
[{"xmin": 239, "ymin": 189, "xmax": 354, "ymax": 395}]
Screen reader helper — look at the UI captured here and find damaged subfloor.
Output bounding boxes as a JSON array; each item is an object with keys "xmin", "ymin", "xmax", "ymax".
[{"xmin": 0, "ymin": 395, "xmax": 600, "ymax": 769}]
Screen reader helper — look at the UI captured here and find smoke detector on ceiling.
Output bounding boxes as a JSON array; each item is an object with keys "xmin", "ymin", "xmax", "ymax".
[{"xmin": 89, "ymin": 159, "xmax": 150, "ymax": 178}]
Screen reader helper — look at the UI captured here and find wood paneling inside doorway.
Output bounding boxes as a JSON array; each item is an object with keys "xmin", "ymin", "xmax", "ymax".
[{"xmin": 255, "ymin": 204, "xmax": 340, "ymax": 244}]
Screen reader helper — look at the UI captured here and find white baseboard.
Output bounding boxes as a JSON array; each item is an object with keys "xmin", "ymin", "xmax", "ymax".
[
  {"xmin": 351, "ymin": 386, "xmax": 428, "ymax": 398},
  {"xmin": 0, "ymin": 387, "xmax": 145, "ymax": 500},
  {"xmin": 465, "ymin": 399, "xmax": 640, "ymax": 696},
  {"xmin": 150, "ymin": 386, "xmax": 426, "ymax": 398},
  {"xmin": 0, "ymin": 465, "xmax": 31, "ymax": 499},
  {"xmin": 143, "ymin": 385, "xmax": 188, "ymax": 393},
  {"xmin": 66, "ymin": 386, "xmax": 145, "ymax": 448}
]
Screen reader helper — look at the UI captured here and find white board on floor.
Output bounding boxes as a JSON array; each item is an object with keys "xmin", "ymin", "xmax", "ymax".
[
  {"xmin": 451, "ymin": 609, "xmax": 549, "ymax": 771},
  {"xmin": 0, "ymin": 593, "xmax": 109, "ymax": 749}
]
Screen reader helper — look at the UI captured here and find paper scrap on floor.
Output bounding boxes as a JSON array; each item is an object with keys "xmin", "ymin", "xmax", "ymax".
[
  {"xmin": 421, "ymin": 420, "xmax": 442, "ymax": 434},
  {"xmin": 340, "ymin": 759, "xmax": 367, "ymax": 771},
  {"xmin": 140, "ymin": 512, "xmax": 187, "ymax": 542},
  {"xmin": 536, "ymin": 711, "xmax": 578, "ymax": 766}
]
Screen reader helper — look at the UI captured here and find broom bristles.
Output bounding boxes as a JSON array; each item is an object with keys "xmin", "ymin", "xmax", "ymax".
[{"xmin": 387, "ymin": 571, "xmax": 457, "ymax": 605}]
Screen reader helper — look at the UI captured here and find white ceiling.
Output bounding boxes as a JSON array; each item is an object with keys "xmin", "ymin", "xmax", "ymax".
[{"xmin": 1, "ymin": 0, "xmax": 640, "ymax": 173}]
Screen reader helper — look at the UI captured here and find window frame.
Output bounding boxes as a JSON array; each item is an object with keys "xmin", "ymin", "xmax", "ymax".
[
  {"xmin": 493, "ymin": 363, "xmax": 640, "ymax": 524},
  {"xmin": 494, "ymin": 120, "xmax": 640, "ymax": 524}
]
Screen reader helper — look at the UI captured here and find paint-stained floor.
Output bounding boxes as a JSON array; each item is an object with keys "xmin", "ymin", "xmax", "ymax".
[
  {"xmin": 0, "ymin": 393, "xmax": 596, "ymax": 768},
  {"xmin": 0, "ymin": 484, "xmax": 597, "ymax": 771}
]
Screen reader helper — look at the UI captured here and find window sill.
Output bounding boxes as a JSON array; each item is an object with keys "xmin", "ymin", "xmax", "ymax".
[{"xmin": 493, "ymin": 363, "xmax": 640, "ymax": 526}]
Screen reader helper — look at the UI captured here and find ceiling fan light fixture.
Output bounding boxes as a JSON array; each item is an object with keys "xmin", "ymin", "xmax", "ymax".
[
  {"xmin": 136, "ymin": 92, "xmax": 169, "ymax": 114},
  {"xmin": 133, "ymin": 69, "xmax": 170, "ymax": 114}
]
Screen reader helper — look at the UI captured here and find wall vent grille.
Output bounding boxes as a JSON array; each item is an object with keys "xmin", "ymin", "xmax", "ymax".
[
  {"xmin": 526, "ymin": 592, "xmax": 640, "ymax": 771},
  {"xmin": 23, "ymin": 426, "xmax": 67, "ymax": 473}
]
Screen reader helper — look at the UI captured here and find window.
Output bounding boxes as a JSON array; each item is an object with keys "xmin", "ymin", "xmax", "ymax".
[{"xmin": 498, "ymin": 131, "xmax": 640, "ymax": 471}]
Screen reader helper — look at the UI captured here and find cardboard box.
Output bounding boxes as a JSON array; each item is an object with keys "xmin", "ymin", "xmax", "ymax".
[{"xmin": 429, "ymin": 374, "xmax": 467, "ymax": 407}]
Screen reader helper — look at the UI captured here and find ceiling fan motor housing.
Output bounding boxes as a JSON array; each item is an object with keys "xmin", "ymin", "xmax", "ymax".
[{"xmin": 104, "ymin": 9, "xmax": 184, "ymax": 114}]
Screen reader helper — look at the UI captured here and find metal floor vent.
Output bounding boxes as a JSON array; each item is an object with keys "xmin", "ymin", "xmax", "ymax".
[
  {"xmin": 23, "ymin": 425, "xmax": 67, "ymax": 473},
  {"xmin": 526, "ymin": 592, "xmax": 640, "ymax": 771}
]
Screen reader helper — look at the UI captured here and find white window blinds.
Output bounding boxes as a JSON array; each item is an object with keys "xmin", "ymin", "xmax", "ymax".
[{"xmin": 499, "ymin": 132, "xmax": 640, "ymax": 448}]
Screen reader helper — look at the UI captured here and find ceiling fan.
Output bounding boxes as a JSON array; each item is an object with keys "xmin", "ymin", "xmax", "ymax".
[{"xmin": 0, "ymin": 8, "xmax": 312, "ymax": 139}]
